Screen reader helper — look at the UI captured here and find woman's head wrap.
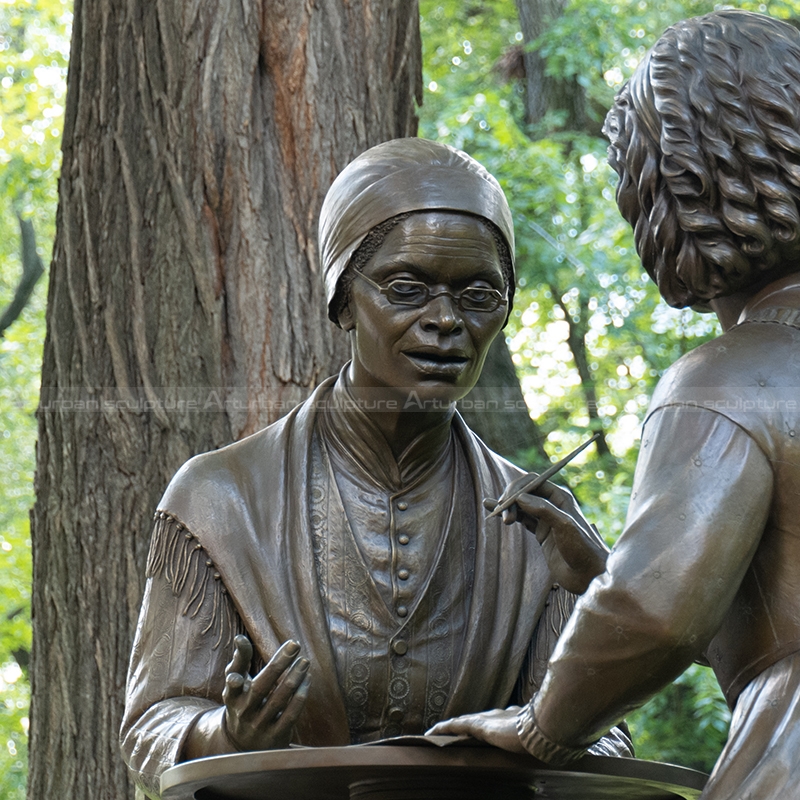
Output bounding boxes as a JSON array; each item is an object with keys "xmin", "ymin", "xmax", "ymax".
[{"xmin": 319, "ymin": 138, "xmax": 515, "ymax": 322}]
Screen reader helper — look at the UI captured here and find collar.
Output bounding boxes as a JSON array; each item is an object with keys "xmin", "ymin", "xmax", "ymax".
[
  {"xmin": 738, "ymin": 271, "xmax": 800, "ymax": 329},
  {"xmin": 320, "ymin": 365, "xmax": 455, "ymax": 491}
]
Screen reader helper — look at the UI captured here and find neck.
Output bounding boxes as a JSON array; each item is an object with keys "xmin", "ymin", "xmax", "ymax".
[
  {"xmin": 345, "ymin": 380, "xmax": 455, "ymax": 460},
  {"xmin": 708, "ymin": 271, "xmax": 800, "ymax": 331},
  {"xmin": 709, "ymin": 291, "xmax": 750, "ymax": 332}
]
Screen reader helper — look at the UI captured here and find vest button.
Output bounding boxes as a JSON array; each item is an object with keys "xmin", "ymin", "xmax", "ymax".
[
  {"xmin": 388, "ymin": 707, "xmax": 404, "ymax": 722},
  {"xmin": 392, "ymin": 640, "xmax": 408, "ymax": 655},
  {"xmin": 398, "ymin": 569, "xmax": 410, "ymax": 580},
  {"xmin": 397, "ymin": 605, "xmax": 408, "ymax": 617},
  {"xmin": 397, "ymin": 500, "xmax": 409, "ymax": 511},
  {"xmin": 398, "ymin": 534, "xmax": 410, "ymax": 545}
]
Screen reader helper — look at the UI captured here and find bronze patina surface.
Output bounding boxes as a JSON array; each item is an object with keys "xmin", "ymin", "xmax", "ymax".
[
  {"xmin": 161, "ymin": 745, "xmax": 707, "ymax": 800},
  {"xmin": 120, "ymin": 139, "xmax": 629, "ymax": 799},
  {"xmin": 431, "ymin": 11, "xmax": 800, "ymax": 800}
]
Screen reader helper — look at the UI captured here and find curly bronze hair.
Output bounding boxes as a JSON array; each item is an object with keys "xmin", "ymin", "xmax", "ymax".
[{"xmin": 604, "ymin": 10, "xmax": 800, "ymax": 308}]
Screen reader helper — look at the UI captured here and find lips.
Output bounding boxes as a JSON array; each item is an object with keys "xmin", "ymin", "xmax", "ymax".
[{"xmin": 403, "ymin": 347, "xmax": 471, "ymax": 375}]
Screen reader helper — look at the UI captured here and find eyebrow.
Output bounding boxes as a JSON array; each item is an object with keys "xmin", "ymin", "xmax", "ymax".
[{"xmin": 372, "ymin": 259, "xmax": 505, "ymax": 285}]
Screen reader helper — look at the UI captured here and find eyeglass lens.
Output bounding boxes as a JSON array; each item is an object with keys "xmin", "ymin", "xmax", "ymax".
[{"xmin": 376, "ymin": 277, "xmax": 504, "ymax": 312}]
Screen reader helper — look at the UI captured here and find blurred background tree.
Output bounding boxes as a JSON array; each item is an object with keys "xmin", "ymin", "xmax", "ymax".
[{"xmin": 2, "ymin": 0, "xmax": 798, "ymax": 796}]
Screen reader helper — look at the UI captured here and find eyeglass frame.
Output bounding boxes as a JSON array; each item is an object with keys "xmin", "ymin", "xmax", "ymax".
[{"xmin": 352, "ymin": 271, "xmax": 508, "ymax": 314}]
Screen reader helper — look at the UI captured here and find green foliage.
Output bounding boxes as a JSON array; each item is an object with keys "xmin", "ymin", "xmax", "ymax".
[
  {"xmin": 3, "ymin": 0, "xmax": 798, "ymax": 790},
  {"xmin": 0, "ymin": 1, "xmax": 71, "ymax": 796},
  {"xmin": 0, "ymin": 0, "xmax": 68, "ymax": 224},
  {"xmin": 627, "ymin": 664, "xmax": 732, "ymax": 771},
  {"xmin": 419, "ymin": 0, "xmax": 725, "ymax": 534},
  {"xmin": 0, "ymin": 315, "xmax": 38, "ymax": 799}
]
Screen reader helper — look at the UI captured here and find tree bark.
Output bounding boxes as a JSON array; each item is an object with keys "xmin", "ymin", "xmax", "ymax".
[{"xmin": 29, "ymin": 1, "xmax": 420, "ymax": 797}]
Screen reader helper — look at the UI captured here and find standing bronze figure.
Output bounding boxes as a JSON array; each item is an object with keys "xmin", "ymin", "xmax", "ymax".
[
  {"xmin": 120, "ymin": 139, "xmax": 630, "ymax": 798},
  {"xmin": 432, "ymin": 10, "xmax": 800, "ymax": 799}
]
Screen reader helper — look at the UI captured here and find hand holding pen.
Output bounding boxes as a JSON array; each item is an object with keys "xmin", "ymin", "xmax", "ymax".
[{"xmin": 485, "ymin": 434, "xmax": 609, "ymax": 594}]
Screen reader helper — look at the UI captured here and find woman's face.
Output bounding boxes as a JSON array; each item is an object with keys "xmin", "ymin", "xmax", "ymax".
[{"xmin": 339, "ymin": 211, "xmax": 508, "ymax": 405}]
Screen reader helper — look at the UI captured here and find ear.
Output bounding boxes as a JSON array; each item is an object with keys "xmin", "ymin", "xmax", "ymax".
[{"xmin": 338, "ymin": 301, "xmax": 356, "ymax": 331}]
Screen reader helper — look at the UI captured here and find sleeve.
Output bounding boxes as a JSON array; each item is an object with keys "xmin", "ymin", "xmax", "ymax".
[
  {"xmin": 513, "ymin": 584, "xmax": 634, "ymax": 758},
  {"xmin": 120, "ymin": 513, "xmax": 245, "ymax": 799},
  {"xmin": 521, "ymin": 406, "xmax": 773, "ymax": 762}
]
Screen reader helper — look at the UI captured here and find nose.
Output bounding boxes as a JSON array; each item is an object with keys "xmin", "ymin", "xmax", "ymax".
[{"xmin": 420, "ymin": 293, "xmax": 464, "ymax": 334}]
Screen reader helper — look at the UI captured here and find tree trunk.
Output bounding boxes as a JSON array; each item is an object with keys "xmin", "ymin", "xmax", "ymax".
[
  {"xmin": 29, "ymin": 1, "xmax": 420, "ymax": 797},
  {"xmin": 515, "ymin": 0, "xmax": 601, "ymax": 136}
]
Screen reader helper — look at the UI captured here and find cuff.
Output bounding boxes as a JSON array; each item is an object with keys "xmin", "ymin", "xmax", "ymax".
[{"xmin": 515, "ymin": 705, "xmax": 588, "ymax": 767}]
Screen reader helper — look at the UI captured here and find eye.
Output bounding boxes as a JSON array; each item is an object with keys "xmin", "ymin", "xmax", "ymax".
[
  {"xmin": 463, "ymin": 287, "xmax": 491, "ymax": 302},
  {"xmin": 385, "ymin": 279, "xmax": 428, "ymax": 305},
  {"xmin": 460, "ymin": 285, "xmax": 503, "ymax": 312}
]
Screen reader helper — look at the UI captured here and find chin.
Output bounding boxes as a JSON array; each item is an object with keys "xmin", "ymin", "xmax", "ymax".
[{"xmin": 399, "ymin": 379, "xmax": 474, "ymax": 409}]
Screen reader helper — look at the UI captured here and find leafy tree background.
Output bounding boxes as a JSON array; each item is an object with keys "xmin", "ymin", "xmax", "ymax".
[{"xmin": 1, "ymin": 0, "xmax": 797, "ymax": 795}]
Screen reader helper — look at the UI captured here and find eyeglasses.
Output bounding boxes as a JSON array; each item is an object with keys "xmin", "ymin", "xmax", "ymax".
[{"xmin": 354, "ymin": 272, "xmax": 507, "ymax": 313}]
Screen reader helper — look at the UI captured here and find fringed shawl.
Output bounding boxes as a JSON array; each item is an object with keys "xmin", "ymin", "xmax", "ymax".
[{"xmin": 153, "ymin": 378, "xmax": 553, "ymax": 744}]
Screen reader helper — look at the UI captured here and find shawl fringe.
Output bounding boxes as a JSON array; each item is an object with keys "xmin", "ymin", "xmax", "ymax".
[{"xmin": 146, "ymin": 511, "xmax": 243, "ymax": 649}]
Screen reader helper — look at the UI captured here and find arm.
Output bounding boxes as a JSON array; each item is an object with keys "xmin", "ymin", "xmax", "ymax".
[
  {"xmin": 120, "ymin": 517, "xmax": 235, "ymax": 798},
  {"xmin": 427, "ymin": 570, "xmax": 632, "ymax": 757},
  {"xmin": 120, "ymin": 515, "xmax": 310, "ymax": 798},
  {"xmin": 521, "ymin": 407, "xmax": 772, "ymax": 763}
]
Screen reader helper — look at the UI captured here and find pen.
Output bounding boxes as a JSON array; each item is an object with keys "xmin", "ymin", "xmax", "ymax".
[{"xmin": 484, "ymin": 433, "xmax": 601, "ymax": 519}]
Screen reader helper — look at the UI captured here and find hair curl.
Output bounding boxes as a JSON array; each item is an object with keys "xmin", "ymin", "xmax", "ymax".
[
  {"xmin": 331, "ymin": 211, "xmax": 515, "ymax": 325},
  {"xmin": 605, "ymin": 10, "xmax": 800, "ymax": 307}
]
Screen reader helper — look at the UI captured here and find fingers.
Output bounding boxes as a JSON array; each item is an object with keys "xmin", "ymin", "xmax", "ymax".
[
  {"xmin": 265, "ymin": 673, "xmax": 312, "ymax": 742},
  {"xmin": 495, "ymin": 472, "xmax": 542, "ymax": 507},
  {"xmin": 525, "ymin": 478, "xmax": 571, "ymax": 506},
  {"xmin": 513, "ymin": 494, "xmax": 574, "ymax": 534},
  {"xmin": 224, "ymin": 671, "xmax": 246, "ymax": 705},
  {"xmin": 499, "ymin": 503, "xmax": 551, "ymax": 548},
  {"xmin": 223, "ymin": 635, "xmax": 253, "ymax": 705},
  {"xmin": 223, "ymin": 637, "xmax": 302, "ymax": 714},
  {"xmin": 226, "ymin": 634, "xmax": 253, "ymax": 677},
  {"xmin": 426, "ymin": 715, "xmax": 473, "ymax": 737},
  {"xmin": 493, "ymin": 474, "xmax": 572, "ymax": 518},
  {"xmin": 254, "ymin": 657, "xmax": 310, "ymax": 727},
  {"xmin": 427, "ymin": 708, "xmax": 512, "ymax": 736},
  {"xmin": 222, "ymin": 638, "xmax": 312, "ymax": 751},
  {"xmin": 249, "ymin": 640, "xmax": 301, "ymax": 698}
]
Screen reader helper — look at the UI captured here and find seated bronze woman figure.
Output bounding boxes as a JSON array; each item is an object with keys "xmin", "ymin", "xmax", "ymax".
[{"xmin": 120, "ymin": 138, "xmax": 629, "ymax": 798}]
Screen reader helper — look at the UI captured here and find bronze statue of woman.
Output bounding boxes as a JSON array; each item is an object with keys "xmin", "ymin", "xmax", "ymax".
[
  {"xmin": 432, "ymin": 11, "xmax": 800, "ymax": 799},
  {"xmin": 120, "ymin": 138, "xmax": 629, "ymax": 798}
]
